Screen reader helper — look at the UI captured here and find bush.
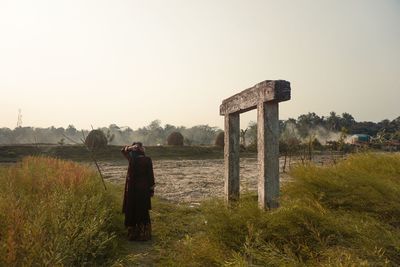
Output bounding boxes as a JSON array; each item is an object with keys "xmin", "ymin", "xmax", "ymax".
[
  {"xmin": 167, "ymin": 131, "xmax": 184, "ymax": 146},
  {"xmin": 163, "ymin": 153, "xmax": 400, "ymax": 266},
  {"xmin": 0, "ymin": 157, "xmax": 117, "ymax": 266},
  {"xmin": 288, "ymin": 153, "xmax": 400, "ymax": 225},
  {"xmin": 85, "ymin": 129, "xmax": 108, "ymax": 150},
  {"xmin": 214, "ymin": 132, "xmax": 224, "ymax": 147}
]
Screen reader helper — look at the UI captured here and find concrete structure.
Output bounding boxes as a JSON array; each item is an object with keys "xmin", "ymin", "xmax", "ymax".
[{"xmin": 220, "ymin": 80, "xmax": 291, "ymax": 209}]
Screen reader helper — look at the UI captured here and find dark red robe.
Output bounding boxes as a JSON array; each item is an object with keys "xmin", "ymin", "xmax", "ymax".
[{"xmin": 122, "ymin": 153, "xmax": 155, "ymax": 229}]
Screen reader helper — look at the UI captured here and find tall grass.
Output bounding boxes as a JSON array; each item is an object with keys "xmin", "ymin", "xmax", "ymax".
[
  {"xmin": 160, "ymin": 153, "xmax": 400, "ymax": 266},
  {"xmin": 2, "ymin": 154, "xmax": 399, "ymax": 266},
  {"xmin": 0, "ymin": 156, "xmax": 118, "ymax": 266}
]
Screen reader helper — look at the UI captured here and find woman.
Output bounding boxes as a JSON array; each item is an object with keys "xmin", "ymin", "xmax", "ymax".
[{"xmin": 121, "ymin": 142, "xmax": 155, "ymax": 241}]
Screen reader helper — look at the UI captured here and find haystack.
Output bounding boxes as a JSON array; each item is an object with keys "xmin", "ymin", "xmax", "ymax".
[
  {"xmin": 167, "ymin": 132, "xmax": 184, "ymax": 146},
  {"xmin": 85, "ymin": 130, "xmax": 108, "ymax": 151}
]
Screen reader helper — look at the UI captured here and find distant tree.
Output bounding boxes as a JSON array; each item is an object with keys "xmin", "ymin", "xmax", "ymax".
[
  {"xmin": 377, "ymin": 118, "xmax": 399, "ymax": 134},
  {"xmin": 341, "ymin": 113, "xmax": 356, "ymax": 131},
  {"xmin": 0, "ymin": 128, "xmax": 13, "ymax": 144},
  {"xmin": 279, "ymin": 140, "xmax": 289, "ymax": 172},
  {"xmin": 280, "ymin": 134, "xmax": 301, "ymax": 171},
  {"xmin": 286, "ymin": 118, "xmax": 297, "ymax": 125},
  {"xmin": 351, "ymin": 121, "xmax": 380, "ymax": 136},
  {"xmin": 215, "ymin": 132, "xmax": 224, "ymax": 147},
  {"xmin": 109, "ymin": 124, "xmax": 120, "ymax": 131},
  {"xmin": 121, "ymin": 127, "xmax": 134, "ymax": 143},
  {"xmin": 393, "ymin": 116, "xmax": 400, "ymax": 129},
  {"xmin": 326, "ymin": 111, "xmax": 340, "ymax": 131},
  {"xmin": 167, "ymin": 132, "xmax": 184, "ymax": 146},
  {"xmin": 66, "ymin": 125, "xmax": 77, "ymax": 136},
  {"xmin": 312, "ymin": 138, "xmax": 323, "ymax": 150},
  {"xmin": 391, "ymin": 131, "xmax": 400, "ymax": 142},
  {"xmin": 338, "ymin": 127, "xmax": 348, "ymax": 152},
  {"xmin": 2, "ymin": 112, "xmax": 397, "ymax": 146},
  {"xmin": 164, "ymin": 124, "xmax": 177, "ymax": 137},
  {"xmin": 58, "ymin": 138, "xmax": 65, "ymax": 146},
  {"xmin": 13, "ymin": 126, "xmax": 35, "ymax": 143},
  {"xmin": 376, "ymin": 129, "xmax": 391, "ymax": 142},
  {"xmin": 306, "ymin": 134, "xmax": 316, "ymax": 161},
  {"xmin": 137, "ymin": 120, "xmax": 164, "ymax": 145},
  {"xmin": 246, "ymin": 121, "xmax": 258, "ymax": 146},
  {"xmin": 297, "ymin": 112, "xmax": 323, "ymax": 137},
  {"xmin": 240, "ymin": 128, "xmax": 248, "ymax": 146},
  {"xmin": 105, "ymin": 129, "xmax": 115, "ymax": 144},
  {"xmin": 182, "ymin": 125, "xmax": 219, "ymax": 145}
]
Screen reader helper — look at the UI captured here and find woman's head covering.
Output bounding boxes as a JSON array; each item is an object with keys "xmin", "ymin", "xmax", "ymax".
[
  {"xmin": 131, "ymin": 142, "xmax": 145, "ymax": 153},
  {"xmin": 129, "ymin": 142, "xmax": 145, "ymax": 159}
]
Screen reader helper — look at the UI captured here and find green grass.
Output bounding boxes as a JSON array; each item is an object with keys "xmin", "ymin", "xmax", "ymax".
[
  {"xmin": 1, "ymin": 153, "xmax": 399, "ymax": 266},
  {"xmin": 186, "ymin": 154, "xmax": 400, "ymax": 266},
  {"xmin": 111, "ymin": 153, "xmax": 400, "ymax": 266},
  {"xmin": 0, "ymin": 145, "xmax": 255, "ymax": 162}
]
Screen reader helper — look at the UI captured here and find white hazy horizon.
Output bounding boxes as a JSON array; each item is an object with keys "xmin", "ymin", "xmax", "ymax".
[{"xmin": 1, "ymin": 0, "xmax": 399, "ymax": 130}]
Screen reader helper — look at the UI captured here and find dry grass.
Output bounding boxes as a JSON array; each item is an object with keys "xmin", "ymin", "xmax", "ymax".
[
  {"xmin": 1, "ymin": 153, "xmax": 400, "ymax": 266},
  {"xmin": 0, "ymin": 156, "xmax": 117, "ymax": 266},
  {"xmin": 156, "ymin": 153, "xmax": 400, "ymax": 266}
]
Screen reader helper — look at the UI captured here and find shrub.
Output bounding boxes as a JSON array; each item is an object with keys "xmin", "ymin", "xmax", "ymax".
[
  {"xmin": 214, "ymin": 132, "xmax": 224, "ymax": 147},
  {"xmin": 164, "ymin": 153, "xmax": 400, "ymax": 266},
  {"xmin": 287, "ymin": 153, "xmax": 400, "ymax": 226},
  {"xmin": 167, "ymin": 132, "xmax": 184, "ymax": 146},
  {"xmin": 0, "ymin": 157, "xmax": 117, "ymax": 266}
]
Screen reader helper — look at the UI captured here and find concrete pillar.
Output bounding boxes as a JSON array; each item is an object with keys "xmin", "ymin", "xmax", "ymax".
[
  {"xmin": 257, "ymin": 101, "xmax": 280, "ymax": 209},
  {"xmin": 224, "ymin": 112, "xmax": 240, "ymax": 203}
]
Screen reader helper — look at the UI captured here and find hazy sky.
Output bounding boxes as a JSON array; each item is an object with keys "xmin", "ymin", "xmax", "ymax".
[{"xmin": 1, "ymin": 0, "xmax": 399, "ymax": 130}]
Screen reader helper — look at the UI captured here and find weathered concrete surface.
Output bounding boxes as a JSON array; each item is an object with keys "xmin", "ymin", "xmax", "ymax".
[
  {"xmin": 220, "ymin": 79, "xmax": 291, "ymax": 210},
  {"xmin": 257, "ymin": 102, "xmax": 280, "ymax": 209},
  {"xmin": 224, "ymin": 113, "xmax": 240, "ymax": 203},
  {"xmin": 220, "ymin": 80, "xmax": 291, "ymax": 116}
]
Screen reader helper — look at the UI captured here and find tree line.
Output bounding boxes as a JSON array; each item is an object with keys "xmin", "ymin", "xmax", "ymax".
[
  {"xmin": 0, "ymin": 112, "xmax": 399, "ymax": 146},
  {"xmin": 242, "ymin": 112, "xmax": 400, "ymax": 147},
  {"xmin": 0, "ymin": 120, "xmax": 222, "ymax": 146}
]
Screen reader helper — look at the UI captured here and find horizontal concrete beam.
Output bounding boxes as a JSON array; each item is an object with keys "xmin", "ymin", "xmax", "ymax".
[{"xmin": 220, "ymin": 80, "xmax": 291, "ymax": 116}]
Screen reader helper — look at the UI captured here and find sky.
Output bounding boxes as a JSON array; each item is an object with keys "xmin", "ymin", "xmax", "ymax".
[{"xmin": 1, "ymin": 0, "xmax": 399, "ymax": 130}]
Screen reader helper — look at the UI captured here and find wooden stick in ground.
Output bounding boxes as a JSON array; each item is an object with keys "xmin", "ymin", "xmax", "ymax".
[
  {"xmin": 81, "ymin": 130, "xmax": 107, "ymax": 191},
  {"xmin": 89, "ymin": 152, "xmax": 107, "ymax": 191},
  {"xmin": 62, "ymin": 132, "xmax": 107, "ymax": 191}
]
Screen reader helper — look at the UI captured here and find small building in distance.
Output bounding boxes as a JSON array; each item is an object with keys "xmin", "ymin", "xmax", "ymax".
[{"xmin": 349, "ymin": 134, "xmax": 371, "ymax": 146}]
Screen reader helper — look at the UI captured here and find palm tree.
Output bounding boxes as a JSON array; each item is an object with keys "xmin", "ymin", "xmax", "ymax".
[{"xmin": 327, "ymin": 111, "xmax": 340, "ymax": 131}]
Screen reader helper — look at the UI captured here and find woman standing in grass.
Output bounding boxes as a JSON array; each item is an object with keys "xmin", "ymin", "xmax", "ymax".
[{"xmin": 121, "ymin": 142, "xmax": 155, "ymax": 241}]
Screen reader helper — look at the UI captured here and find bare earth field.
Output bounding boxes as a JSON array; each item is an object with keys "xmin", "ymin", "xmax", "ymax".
[
  {"xmin": 96, "ymin": 155, "xmax": 338, "ymax": 204},
  {"xmin": 0, "ymin": 145, "xmax": 341, "ymax": 205}
]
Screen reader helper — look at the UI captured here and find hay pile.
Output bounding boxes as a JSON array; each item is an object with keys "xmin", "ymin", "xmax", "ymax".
[
  {"xmin": 167, "ymin": 132, "xmax": 184, "ymax": 146},
  {"xmin": 85, "ymin": 130, "xmax": 108, "ymax": 150}
]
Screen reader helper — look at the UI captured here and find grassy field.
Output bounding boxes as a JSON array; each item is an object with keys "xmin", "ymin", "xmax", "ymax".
[
  {"xmin": 0, "ymin": 157, "xmax": 118, "ymax": 266},
  {"xmin": 0, "ymin": 144, "xmax": 257, "ymax": 163},
  {"xmin": 115, "ymin": 153, "xmax": 400, "ymax": 266},
  {"xmin": 1, "ymin": 153, "xmax": 399, "ymax": 266}
]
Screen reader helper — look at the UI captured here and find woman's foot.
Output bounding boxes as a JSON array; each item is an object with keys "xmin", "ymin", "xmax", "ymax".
[{"xmin": 127, "ymin": 226, "xmax": 139, "ymax": 241}]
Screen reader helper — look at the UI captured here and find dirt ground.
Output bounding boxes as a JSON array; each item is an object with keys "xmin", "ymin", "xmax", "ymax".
[
  {"xmin": 96, "ymin": 155, "xmax": 339, "ymax": 204},
  {"xmin": 0, "ymin": 153, "xmax": 340, "ymax": 205}
]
